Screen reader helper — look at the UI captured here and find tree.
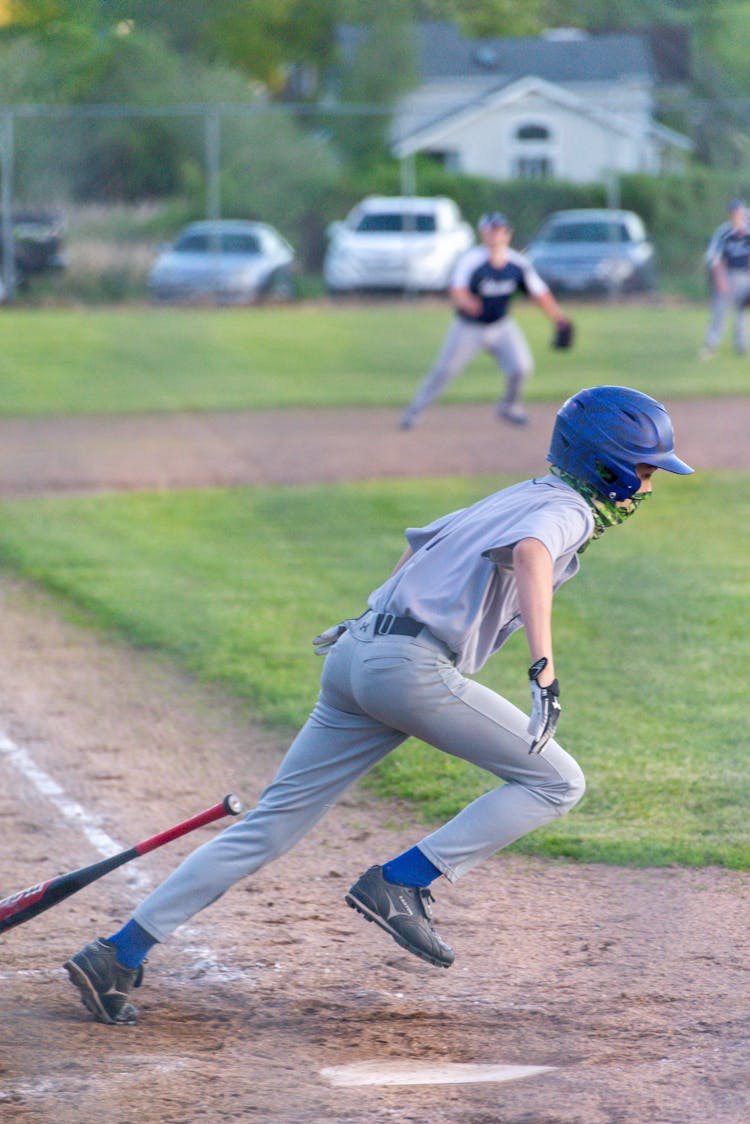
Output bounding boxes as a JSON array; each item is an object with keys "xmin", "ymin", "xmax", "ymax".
[
  {"xmin": 412, "ymin": 0, "xmax": 546, "ymax": 35},
  {"xmin": 210, "ymin": 0, "xmax": 338, "ymax": 92},
  {"xmin": 538, "ymin": 0, "xmax": 735, "ymax": 37},
  {"xmin": 97, "ymin": 0, "xmax": 338, "ymax": 92},
  {"xmin": 328, "ymin": 3, "xmax": 418, "ymax": 169},
  {"xmin": 5, "ymin": 0, "xmax": 100, "ymax": 27}
]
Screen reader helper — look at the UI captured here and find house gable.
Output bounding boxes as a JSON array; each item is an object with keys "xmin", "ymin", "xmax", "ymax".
[
  {"xmin": 336, "ymin": 21, "xmax": 692, "ymax": 184},
  {"xmin": 393, "ymin": 76, "xmax": 691, "ymax": 183}
]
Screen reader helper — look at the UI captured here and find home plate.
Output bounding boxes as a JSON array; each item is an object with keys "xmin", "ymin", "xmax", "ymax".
[{"xmin": 321, "ymin": 1060, "xmax": 556, "ymax": 1088}]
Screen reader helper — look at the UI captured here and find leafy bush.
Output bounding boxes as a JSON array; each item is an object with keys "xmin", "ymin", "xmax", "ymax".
[{"xmin": 619, "ymin": 168, "xmax": 750, "ymax": 280}]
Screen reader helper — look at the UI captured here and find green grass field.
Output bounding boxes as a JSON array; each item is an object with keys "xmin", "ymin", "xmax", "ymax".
[
  {"xmin": 0, "ymin": 300, "xmax": 746, "ymax": 416},
  {"xmin": 0, "ymin": 470, "xmax": 747, "ymax": 869}
]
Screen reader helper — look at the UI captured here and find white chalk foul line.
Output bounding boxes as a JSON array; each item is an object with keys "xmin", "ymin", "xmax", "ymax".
[
  {"xmin": 0, "ymin": 727, "xmax": 229, "ymax": 975},
  {"xmin": 0, "ymin": 729, "xmax": 150, "ymax": 891},
  {"xmin": 321, "ymin": 1060, "xmax": 556, "ymax": 1088},
  {"xmin": 0, "ymin": 1057, "xmax": 190, "ymax": 1103},
  {"xmin": 0, "ymin": 968, "xmax": 66, "ymax": 980}
]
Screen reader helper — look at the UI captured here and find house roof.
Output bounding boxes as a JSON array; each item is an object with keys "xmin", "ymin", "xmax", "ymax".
[
  {"xmin": 337, "ymin": 22, "xmax": 657, "ymax": 85},
  {"xmin": 391, "ymin": 75, "xmax": 693, "ymax": 157}
]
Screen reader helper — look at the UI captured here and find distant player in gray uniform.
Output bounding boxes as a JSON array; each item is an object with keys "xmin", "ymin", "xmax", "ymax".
[
  {"xmin": 400, "ymin": 211, "xmax": 573, "ymax": 430},
  {"xmin": 64, "ymin": 386, "xmax": 692, "ymax": 1026},
  {"xmin": 700, "ymin": 197, "xmax": 750, "ymax": 359}
]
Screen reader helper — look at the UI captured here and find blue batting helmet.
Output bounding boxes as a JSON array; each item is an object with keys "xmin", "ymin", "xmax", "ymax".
[{"xmin": 547, "ymin": 386, "xmax": 694, "ymax": 500}]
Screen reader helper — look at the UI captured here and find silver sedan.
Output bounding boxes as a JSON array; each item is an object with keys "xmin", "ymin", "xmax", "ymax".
[{"xmin": 148, "ymin": 220, "xmax": 296, "ymax": 304}]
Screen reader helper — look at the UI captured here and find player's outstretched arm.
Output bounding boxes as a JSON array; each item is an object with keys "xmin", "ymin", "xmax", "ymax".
[
  {"xmin": 513, "ymin": 537, "xmax": 561, "ymax": 754},
  {"xmin": 534, "ymin": 287, "xmax": 566, "ymax": 324},
  {"xmin": 534, "ymin": 289, "xmax": 574, "ymax": 348},
  {"xmin": 513, "ymin": 537, "xmax": 554, "ymax": 679}
]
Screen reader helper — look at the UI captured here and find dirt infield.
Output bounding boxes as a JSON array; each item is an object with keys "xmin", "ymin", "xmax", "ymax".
[
  {"xmin": 0, "ymin": 397, "xmax": 747, "ymax": 497},
  {"xmin": 1, "ymin": 400, "xmax": 749, "ymax": 1123}
]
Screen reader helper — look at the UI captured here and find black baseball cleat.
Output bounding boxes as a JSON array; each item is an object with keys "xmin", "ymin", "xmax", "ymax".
[
  {"xmin": 345, "ymin": 864, "xmax": 455, "ymax": 968},
  {"xmin": 398, "ymin": 409, "xmax": 419, "ymax": 431},
  {"xmin": 497, "ymin": 402, "xmax": 530, "ymax": 426},
  {"xmin": 64, "ymin": 937, "xmax": 145, "ymax": 1025}
]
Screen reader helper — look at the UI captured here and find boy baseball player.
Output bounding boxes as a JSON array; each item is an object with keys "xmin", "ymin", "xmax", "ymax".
[
  {"xmin": 399, "ymin": 211, "xmax": 573, "ymax": 430},
  {"xmin": 700, "ymin": 197, "xmax": 750, "ymax": 359},
  {"xmin": 64, "ymin": 385, "xmax": 692, "ymax": 1025}
]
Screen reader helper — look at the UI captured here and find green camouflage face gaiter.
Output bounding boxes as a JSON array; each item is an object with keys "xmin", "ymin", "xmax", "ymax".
[{"xmin": 549, "ymin": 465, "xmax": 650, "ymax": 552}]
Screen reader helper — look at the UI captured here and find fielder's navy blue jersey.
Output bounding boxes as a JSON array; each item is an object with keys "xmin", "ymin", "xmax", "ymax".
[
  {"xmin": 706, "ymin": 222, "xmax": 750, "ymax": 272},
  {"xmin": 452, "ymin": 246, "xmax": 548, "ymax": 324}
]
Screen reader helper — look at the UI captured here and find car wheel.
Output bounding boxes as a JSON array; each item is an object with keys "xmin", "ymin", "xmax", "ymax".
[
  {"xmin": 637, "ymin": 263, "xmax": 658, "ymax": 292},
  {"xmin": 263, "ymin": 268, "xmax": 296, "ymax": 302}
]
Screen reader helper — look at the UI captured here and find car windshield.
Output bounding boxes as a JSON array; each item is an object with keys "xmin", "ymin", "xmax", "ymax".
[
  {"xmin": 174, "ymin": 232, "xmax": 261, "ymax": 254},
  {"xmin": 541, "ymin": 221, "xmax": 630, "ymax": 245},
  {"xmin": 353, "ymin": 213, "xmax": 437, "ymax": 234}
]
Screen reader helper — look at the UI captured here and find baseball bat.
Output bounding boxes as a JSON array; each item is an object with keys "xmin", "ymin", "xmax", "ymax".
[{"xmin": 0, "ymin": 793, "xmax": 243, "ymax": 935}]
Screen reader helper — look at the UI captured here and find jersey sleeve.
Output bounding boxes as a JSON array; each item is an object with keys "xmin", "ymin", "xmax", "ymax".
[
  {"xmin": 515, "ymin": 252, "xmax": 549, "ymax": 298},
  {"xmin": 705, "ymin": 223, "xmax": 728, "ymax": 267},
  {"xmin": 450, "ymin": 246, "xmax": 485, "ymax": 290}
]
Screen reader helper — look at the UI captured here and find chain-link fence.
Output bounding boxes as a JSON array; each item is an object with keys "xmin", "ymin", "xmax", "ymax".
[{"xmin": 0, "ymin": 100, "xmax": 745, "ymax": 304}]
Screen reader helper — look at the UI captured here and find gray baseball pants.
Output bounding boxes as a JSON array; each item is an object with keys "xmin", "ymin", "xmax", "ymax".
[
  {"xmin": 134, "ymin": 611, "xmax": 584, "ymax": 941},
  {"xmin": 704, "ymin": 270, "xmax": 750, "ymax": 353},
  {"xmin": 403, "ymin": 316, "xmax": 534, "ymax": 423}
]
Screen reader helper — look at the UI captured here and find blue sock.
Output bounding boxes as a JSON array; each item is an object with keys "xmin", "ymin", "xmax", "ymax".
[
  {"xmin": 382, "ymin": 845, "xmax": 441, "ymax": 887},
  {"xmin": 107, "ymin": 919, "xmax": 158, "ymax": 969}
]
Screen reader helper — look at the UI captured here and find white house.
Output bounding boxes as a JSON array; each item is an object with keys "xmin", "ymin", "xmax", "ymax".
[{"xmin": 338, "ymin": 23, "xmax": 693, "ymax": 184}]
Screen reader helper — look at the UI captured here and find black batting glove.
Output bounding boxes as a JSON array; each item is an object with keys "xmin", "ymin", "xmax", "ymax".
[{"xmin": 527, "ymin": 657, "xmax": 561, "ymax": 755}]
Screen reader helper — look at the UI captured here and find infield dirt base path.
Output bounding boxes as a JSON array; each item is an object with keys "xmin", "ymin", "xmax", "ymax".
[
  {"xmin": 0, "ymin": 396, "xmax": 747, "ymax": 496},
  {"xmin": 0, "ymin": 400, "xmax": 749, "ymax": 1124}
]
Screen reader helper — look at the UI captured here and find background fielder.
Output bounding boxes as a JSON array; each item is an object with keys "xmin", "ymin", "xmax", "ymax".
[
  {"xmin": 700, "ymin": 197, "xmax": 750, "ymax": 359},
  {"xmin": 400, "ymin": 211, "xmax": 573, "ymax": 430},
  {"xmin": 63, "ymin": 385, "xmax": 692, "ymax": 1027}
]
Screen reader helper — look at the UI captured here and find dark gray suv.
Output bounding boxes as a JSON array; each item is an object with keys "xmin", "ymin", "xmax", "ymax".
[{"xmin": 525, "ymin": 208, "xmax": 657, "ymax": 296}]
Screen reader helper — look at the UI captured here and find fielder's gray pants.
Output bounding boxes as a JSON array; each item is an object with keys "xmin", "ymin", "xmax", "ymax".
[
  {"xmin": 705, "ymin": 270, "xmax": 750, "ymax": 352},
  {"xmin": 134, "ymin": 611, "xmax": 584, "ymax": 941},
  {"xmin": 404, "ymin": 316, "xmax": 533, "ymax": 422}
]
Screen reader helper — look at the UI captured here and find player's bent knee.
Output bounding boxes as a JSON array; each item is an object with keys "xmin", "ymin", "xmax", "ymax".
[
  {"xmin": 558, "ymin": 762, "xmax": 586, "ymax": 814},
  {"xmin": 532, "ymin": 758, "xmax": 585, "ymax": 815}
]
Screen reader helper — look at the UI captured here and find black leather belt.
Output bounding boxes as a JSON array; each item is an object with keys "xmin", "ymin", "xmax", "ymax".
[{"xmin": 374, "ymin": 612, "xmax": 423, "ymax": 638}]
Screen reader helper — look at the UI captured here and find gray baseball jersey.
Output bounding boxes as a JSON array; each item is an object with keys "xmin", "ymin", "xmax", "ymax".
[
  {"xmin": 368, "ymin": 474, "xmax": 593, "ymax": 673},
  {"xmin": 131, "ymin": 474, "xmax": 590, "ymax": 938}
]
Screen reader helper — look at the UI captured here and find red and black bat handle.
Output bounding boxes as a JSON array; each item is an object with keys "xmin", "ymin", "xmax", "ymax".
[{"xmin": 0, "ymin": 793, "xmax": 243, "ymax": 935}]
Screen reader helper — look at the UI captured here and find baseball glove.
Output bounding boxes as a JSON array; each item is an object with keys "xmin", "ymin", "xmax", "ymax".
[{"xmin": 552, "ymin": 318, "xmax": 575, "ymax": 349}]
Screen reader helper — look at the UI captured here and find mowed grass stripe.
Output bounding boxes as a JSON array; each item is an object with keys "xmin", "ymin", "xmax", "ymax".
[{"xmin": 0, "ymin": 302, "xmax": 745, "ymax": 416}]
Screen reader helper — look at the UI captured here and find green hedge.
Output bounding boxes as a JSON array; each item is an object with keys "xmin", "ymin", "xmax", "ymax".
[{"xmin": 345, "ymin": 159, "xmax": 750, "ymax": 296}]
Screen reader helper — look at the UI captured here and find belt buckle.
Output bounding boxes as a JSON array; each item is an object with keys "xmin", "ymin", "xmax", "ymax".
[{"xmin": 375, "ymin": 612, "xmax": 395, "ymax": 636}]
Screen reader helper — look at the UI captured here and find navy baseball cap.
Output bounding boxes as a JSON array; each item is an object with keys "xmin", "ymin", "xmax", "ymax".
[
  {"xmin": 728, "ymin": 197, "xmax": 746, "ymax": 211},
  {"xmin": 478, "ymin": 211, "xmax": 511, "ymax": 229}
]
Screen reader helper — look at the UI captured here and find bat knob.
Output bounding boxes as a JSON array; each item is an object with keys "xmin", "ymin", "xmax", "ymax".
[{"xmin": 223, "ymin": 794, "xmax": 243, "ymax": 816}]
